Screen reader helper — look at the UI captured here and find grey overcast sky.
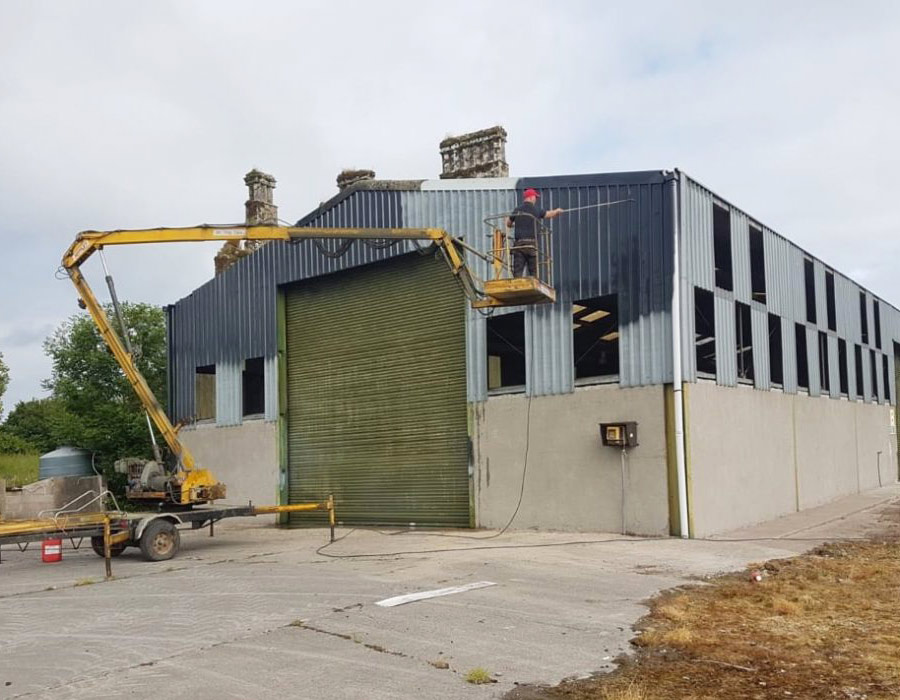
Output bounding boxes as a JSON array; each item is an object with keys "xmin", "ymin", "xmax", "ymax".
[{"xmin": 1, "ymin": 1, "xmax": 898, "ymax": 415}]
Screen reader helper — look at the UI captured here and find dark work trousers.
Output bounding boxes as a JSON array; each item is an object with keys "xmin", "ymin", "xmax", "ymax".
[{"xmin": 512, "ymin": 238, "xmax": 537, "ymax": 278}]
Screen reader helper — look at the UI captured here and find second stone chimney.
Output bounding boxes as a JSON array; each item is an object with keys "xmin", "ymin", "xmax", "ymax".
[
  {"xmin": 244, "ymin": 169, "xmax": 278, "ymax": 226},
  {"xmin": 337, "ymin": 168, "xmax": 376, "ymax": 191},
  {"xmin": 439, "ymin": 126, "xmax": 508, "ymax": 179},
  {"xmin": 215, "ymin": 168, "xmax": 278, "ymax": 275}
]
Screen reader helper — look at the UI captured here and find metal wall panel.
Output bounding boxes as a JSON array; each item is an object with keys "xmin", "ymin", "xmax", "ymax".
[
  {"xmin": 751, "ymin": 306, "xmax": 770, "ymax": 390},
  {"xmin": 807, "ymin": 327, "xmax": 821, "ymax": 398},
  {"xmin": 681, "ymin": 177, "xmax": 715, "ymax": 292},
  {"xmin": 813, "ymin": 260, "xmax": 827, "ymax": 331},
  {"xmin": 527, "ymin": 302, "xmax": 575, "ymax": 396},
  {"xmin": 828, "ymin": 335, "xmax": 840, "ymax": 399},
  {"xmin": 264, "ymin": 355, "xmax": 278, "ymax": 422},
  {"xmin": 730, "ymin": 208, "xmax": 751, "ymax": 304},
  {"xmin": 215, "ymin": 360, "xmax": 242, "ymax": 427},
  {"xmin": 714, "ymin": 295, "xmax": 737, "ymax": 386},
  {"xmin": 781, "ymin": 316, "xmax": 798, "ymax": 393}
]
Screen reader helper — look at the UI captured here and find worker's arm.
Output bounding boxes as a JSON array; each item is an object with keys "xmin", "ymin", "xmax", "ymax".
[{"xmin": 543, "ymin": 208, "xmax": 564, "ymax": 219}]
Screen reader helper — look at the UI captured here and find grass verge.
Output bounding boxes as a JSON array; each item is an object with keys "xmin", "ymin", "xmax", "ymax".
[
  {"xmin": 509, "ymin": 536, "xmax": 900, "ymax": 700},
  {"xmin": 0, "ymin": 453, "xmax": 39, "ymax": 487}
]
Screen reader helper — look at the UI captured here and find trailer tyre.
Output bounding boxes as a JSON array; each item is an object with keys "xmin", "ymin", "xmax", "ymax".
[
  {"xmin": 139, "ymin": 519, "xmax": 180, "ymax": 562},
  {"xmin": 90, "ymin": 536, "xmax": 127, "ymax": 558}
]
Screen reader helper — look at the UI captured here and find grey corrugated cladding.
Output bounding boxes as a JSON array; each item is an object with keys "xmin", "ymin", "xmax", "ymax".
[
  {"xmin": 167, "ymin": 171, "xmax": 673, "ymax": 420},
  {"xmin": 677, "ymin": 171, "xmax": 898, "ymax": 404},
  {"xmin": 166, "ymin": 168, "xmax": 899, "ymax": 423}
]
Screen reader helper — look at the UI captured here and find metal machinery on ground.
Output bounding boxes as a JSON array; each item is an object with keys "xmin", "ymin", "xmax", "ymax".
[{"xmin": 60, "ymin": 224, "xmax": 556, "ymax": 507}]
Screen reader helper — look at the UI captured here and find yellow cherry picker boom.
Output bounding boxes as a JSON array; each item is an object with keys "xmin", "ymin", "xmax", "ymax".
[
  {"xmin": 0, "ymin": 223, "xmax": 557, "ymax": 571},
  {"xmin": 60, "ymin": 224, "xmax": 555, "ymax": 508}
]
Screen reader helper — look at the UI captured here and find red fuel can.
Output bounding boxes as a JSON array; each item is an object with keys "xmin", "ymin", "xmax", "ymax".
[{"xmin": 41, "ymin": 538, "xmax": 63, "ymax": 563}]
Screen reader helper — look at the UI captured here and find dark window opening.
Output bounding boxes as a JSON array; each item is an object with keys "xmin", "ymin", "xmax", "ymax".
[
  {"xmin": 883, "ymin": 353, "xmax": 891, "ymax": 403},
  {"xmin": 242, "ymin": 356, "xmax": 265, "ymax": 417},
  {"xmin": 735, "ymin": 302, "xmax": 754, "ymax": 382},
  {"xmin": 838, "ymin": 339, "xmax": 848, "ymax": 396},
  {"xmin": 860, "ymin": 292, "xmax": 869, "ymax": 344},
  {"xmin": 874, "ymin": 300, "xmax": 882, "ymax": 349},
  {"xmin": 713, "ymin": 203, "xmax": 733, "ymax": 291},
  {"xmin": 854, "ymin": 345, "xmax": 864, "ymax": 399},
  {"xmin": 768, "ymin": 313, "xmax": 783, "ymax": 386},
  {"xmin": 825, "ymin": 271, "xmax": 836, "ymax": 332},
  {"xmin": 870, "ymin": 349, "xmax": 879, "ymax": 402},
  {"xmin": 818, "ymin": 332, "xmax": 830, "ymax": 393},
  {"xmin": 795, "ymin": 324, "xmax": 809, "ymax": 390},
  {"xmin": 749, "ymin": 224, "xmax": 766, "ymax": 304},
  {"xmin": 573, "ymin": 295, "xmax": 619, "ymax": 381},
  {"xmin": 487, "ymin": 311, "xmax": 526, "ymax": 390},
  {"xmin": 694, "ymin": 287, "xmax": 716, "ymax": 377},
  {"xmin": 195, "ymin": 364, "xmax": 216, "ymax": 421},
  {"xmin": 804, "ymin": 259, "xmax": 816, "ymax": 324}
]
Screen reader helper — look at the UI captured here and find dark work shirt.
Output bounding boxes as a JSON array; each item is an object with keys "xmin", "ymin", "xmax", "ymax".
[{"xmin": 509, "ymin": 202, "xmax": 547, "ymax": 241}]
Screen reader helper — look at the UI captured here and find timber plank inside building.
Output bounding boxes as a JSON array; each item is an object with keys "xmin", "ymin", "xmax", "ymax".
[{"xmin": 284, "ymin": 251, "xmax": 469, "ymax": 526}]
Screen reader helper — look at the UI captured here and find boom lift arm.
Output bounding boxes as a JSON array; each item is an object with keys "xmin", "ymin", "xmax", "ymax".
[{"xmin": 62, "ymin": 224, "xmax": 551, "ymax": 505}]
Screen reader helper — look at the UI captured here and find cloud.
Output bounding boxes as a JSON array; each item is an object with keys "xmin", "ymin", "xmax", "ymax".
[{"xmin": 1, "ymin": 0, "xmax": 898, "ymax": 408}]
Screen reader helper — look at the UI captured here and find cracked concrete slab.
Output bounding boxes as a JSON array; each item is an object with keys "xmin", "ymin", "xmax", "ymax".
[{"xmin": 1, "ymin": 484, "xmax": 898, "ymax": 699}]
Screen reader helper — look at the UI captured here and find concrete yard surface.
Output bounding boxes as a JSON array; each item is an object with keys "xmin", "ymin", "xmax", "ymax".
[{"xmin": 1, "ymin": 483, "xmax": 898, "ymax": 700}]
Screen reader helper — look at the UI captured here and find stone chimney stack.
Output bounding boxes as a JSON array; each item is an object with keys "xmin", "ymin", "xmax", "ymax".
[
  {"xmin": 337, "ymin": 168, "xmax": 376, "ymax": 191},
  {"xmin": 215, "ymin": 168, "xmax": 278, "ymax": 275},
  {"xmin": 244, "ymin": 169, "xmax": 278, "ymax": 226},
  {"xmin": 439, "ymin": 126, "xmax": 508, "ymax": 179}
]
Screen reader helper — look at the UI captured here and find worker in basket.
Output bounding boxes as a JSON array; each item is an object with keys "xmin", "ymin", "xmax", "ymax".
[{"xmin": 506, "ymin": 188, "xmax": 563, "ymax": 278}]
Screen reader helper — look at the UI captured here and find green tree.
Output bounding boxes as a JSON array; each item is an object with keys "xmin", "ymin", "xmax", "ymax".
[
  {"xmin": 0, "ymin": 351, "xmax": 9, "ymax": 418},
  {"xmin": 2, "ymin": 398, "xmax": 70, "ymax": 454},
  {"xmin": 43, "ymin": 302, "xmax": 167, "ymax": 480}
]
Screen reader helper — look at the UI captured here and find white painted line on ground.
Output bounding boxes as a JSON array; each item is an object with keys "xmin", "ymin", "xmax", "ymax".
[{"xmin": 375, "ymin": 581, "xmax": 497, "ymax": 608}]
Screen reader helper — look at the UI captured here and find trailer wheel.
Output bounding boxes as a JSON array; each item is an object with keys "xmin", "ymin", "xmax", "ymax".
[
  {"xmin": 90, "ymin": 536, "xmax": 127, "ymax": 558},
  {"xmin": 139, "ymin": 519, "xmax": 180, "ymax": 562}
]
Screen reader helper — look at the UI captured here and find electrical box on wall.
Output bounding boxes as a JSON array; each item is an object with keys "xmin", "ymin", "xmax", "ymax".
[{"xmin": 600, "ymin": 422, "xmax": 638, "ymax": 448}]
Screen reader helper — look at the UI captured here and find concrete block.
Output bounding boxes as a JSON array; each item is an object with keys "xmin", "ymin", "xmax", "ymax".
[{"xmin": 1, "ymin": 475, "xmax": 104, "ymax": 520}]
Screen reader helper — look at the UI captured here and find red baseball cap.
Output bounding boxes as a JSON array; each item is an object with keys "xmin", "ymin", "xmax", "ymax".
[{"xmin": 523, "ymin": 188, "xmax": 540, "ymax": 199}]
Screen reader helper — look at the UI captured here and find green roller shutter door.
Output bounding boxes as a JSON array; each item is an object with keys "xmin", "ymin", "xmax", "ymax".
[{"xmin": 284, "ymin": 252, "xmax": 469, "ymax": 526}]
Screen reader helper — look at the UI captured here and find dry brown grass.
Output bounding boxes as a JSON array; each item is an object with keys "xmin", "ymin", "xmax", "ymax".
[{"xmin": 508, "ymin": 538, "xmax": 900, "ymax": 700}]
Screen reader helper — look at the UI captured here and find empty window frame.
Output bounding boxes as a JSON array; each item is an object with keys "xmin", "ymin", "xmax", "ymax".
[
  {"xmin": 838, "ymin": 338, "xmax": 849, "ymax": 396},
  {"xmin": 695, "ymin": 287, "xmax": 716, "ymax": 377},
  {"xmin": 870, "ymin": 349, "xmax": 879, "ymax": 402},
  {"xmin": 883, "ymin": 353, "xmax": 892, "ymax": 403},
  {"xmin": 768, "ymin": 313, "xmax": 783, "ymax": 386},
  {"xmin": 795, "ymin": 324, "xmax": 809, "ymax": 390},
  {"xmin": 874, "ymin": 300, "xmax": 882, "ymax": 349},
  {"xmin": 242, "ymin": 356, "xmax": 265, "ymax": 417},
  {"xmin": 860, "ymin": 292, "xmax": 869, "ymax": 344},
  {"xmin": 749, "ymin": 224, "xmax": 766, "ymax": 304},
  {"xmin": 713, "ymin": 203, "xmax": 733, "ymax": 291},
  {"xmin": 818, "ymin": 332, "xmax": 830, "ymax": 393},
  {"xmin": 572, "ymin": 294, "xmax": 619, "ymax": 381},
  {"xmin": 804, "ymin": 259, "xmax": 816, "ymax": 324},
  {"xmin": 854, "ymin": 344, "xmax": 864, "ymax": 400},
  {"xmin": 825, "ymin": 270, "xmax": 836, "ymax": 332},
  {"xmin": 487, "ymin": 311, "xmax": 526, "ymax": 391},
  {"xmin": 195, "ymin": 365, "xmax": 216, "ymax": 421},
  {"xmin": 735, "ymin": 302, "xmax": 754, "ymax": 382}
]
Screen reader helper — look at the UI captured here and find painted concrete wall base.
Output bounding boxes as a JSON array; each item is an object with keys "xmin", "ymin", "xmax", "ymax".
[
  {"xmin": 473, "ymin": 384, "xmax": 670, "ymax": 535},
  {"xmin": 180, "ymin": 420, "xmax": 279, "ymax": 508},
  {"xmin": 687, "ymin": 381, "xmax": 897, "ymax": 537}
]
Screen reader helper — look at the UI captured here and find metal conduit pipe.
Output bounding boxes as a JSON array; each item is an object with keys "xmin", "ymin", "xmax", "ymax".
[{"xmin": 669, "ymin": 171, "xmax": 691, "ymax": 538}]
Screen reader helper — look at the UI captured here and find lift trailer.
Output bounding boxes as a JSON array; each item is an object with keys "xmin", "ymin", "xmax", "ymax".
[{"xmin": 0, "ymin": 497, "xmax": 335, "ymax": 579}]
